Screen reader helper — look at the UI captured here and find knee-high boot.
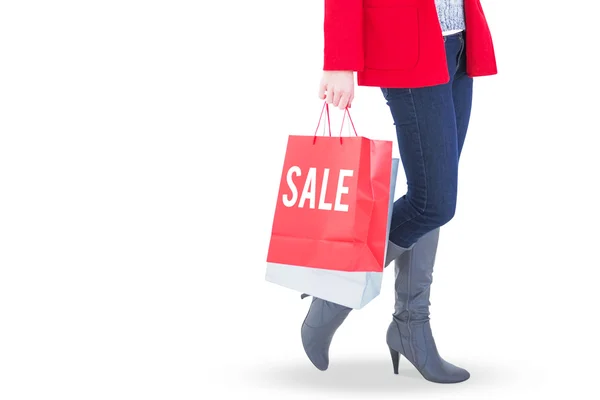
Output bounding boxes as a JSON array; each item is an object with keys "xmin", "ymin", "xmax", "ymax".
[{"xmin": 386, "ymin": 228, "xmax": 470, "ymax": 383}]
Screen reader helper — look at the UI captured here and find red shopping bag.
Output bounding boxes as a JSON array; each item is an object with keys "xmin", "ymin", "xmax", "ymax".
[{"xmin": 266, "ymin": 103, "xmax": 393, "ymax": 274}]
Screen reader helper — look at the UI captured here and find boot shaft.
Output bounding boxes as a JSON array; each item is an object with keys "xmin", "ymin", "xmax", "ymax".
[{"xmin": 393, "ymin": 228, "xmax": 440, "ymax": 320}]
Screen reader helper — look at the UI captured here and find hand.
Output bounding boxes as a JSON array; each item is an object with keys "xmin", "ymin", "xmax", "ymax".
[{"xmin": 318, "ymin": 71, "xmax": 354, "ymax": 110}]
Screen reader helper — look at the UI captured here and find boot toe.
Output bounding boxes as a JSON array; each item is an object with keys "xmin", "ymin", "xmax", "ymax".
[
  {"xmin": 440, "ymin": 361, "xmax": 470, "ymax": 383},
  {"xmin": 306, "ymin": 351, "xmax": 329, "ymax": 371},
  {"xmin": 416, "ymin": 357, "xmax": 471, "ymax": 383},
  {"xmin": 449, "ymin": 366, "xmax": 470, "ymax": 383}
]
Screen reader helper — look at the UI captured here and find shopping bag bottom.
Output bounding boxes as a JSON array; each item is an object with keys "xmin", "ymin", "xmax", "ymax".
[{"xmin": 265, "ymin": 262, "xmax": 382, "ymax": 310}]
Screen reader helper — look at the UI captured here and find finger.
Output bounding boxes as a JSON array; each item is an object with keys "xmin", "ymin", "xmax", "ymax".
[
  {"xmin": 338, "ymin": 93, "xmax": 350, "ymax": 110},
  {"xmin": 318, "ymin": 82, "xmax": 326, "ymax": 100},
  {"xmin": 332, "ymin": 89, "xmax": 342, "ymax": 108},
  {"xmin": 348, "ymin": 93, "xmax": 354, "ymax": 108},
  {"xmin": 325, "ymin": 85, "xmax": 334, "ymax": 104}
]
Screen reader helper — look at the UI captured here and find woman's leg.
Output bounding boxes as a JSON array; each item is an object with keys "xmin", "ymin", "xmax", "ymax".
[
  {"xmin": 383, "ymin": 33, "xmax": 470, "ymax": 248},
  {"xmin": 386, "ymin": 32, "xmax": 474, "ymax": 384}
]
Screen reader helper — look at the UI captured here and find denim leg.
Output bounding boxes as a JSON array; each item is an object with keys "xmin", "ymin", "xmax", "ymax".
[{"xmin": 381, "ymin": 33, "xmax": 470, "ymax": 248}]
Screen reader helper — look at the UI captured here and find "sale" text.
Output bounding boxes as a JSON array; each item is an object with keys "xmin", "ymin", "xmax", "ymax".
[{"xmin": 282, "ymin": 166, "xmax": 353, "ymax": 212}]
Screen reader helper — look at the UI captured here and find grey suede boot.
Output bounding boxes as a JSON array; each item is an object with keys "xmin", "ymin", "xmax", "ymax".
[
  {"xmin": 386, "ymin": 228, "xmax": 470, "ymax": 383},
  {"xmin": 301, "ymin": 240, "xmax": 410, "ymax": 371}
]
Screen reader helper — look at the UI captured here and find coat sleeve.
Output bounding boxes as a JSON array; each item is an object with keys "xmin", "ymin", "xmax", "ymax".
[{"xmin": 323, "ymin": 0, "xmax": 364, "ymax": 71}]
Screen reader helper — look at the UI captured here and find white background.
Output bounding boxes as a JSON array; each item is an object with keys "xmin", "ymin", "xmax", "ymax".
[{"xmin": 1, "ymin": 1, "xmax": 599, "ymax": 399}]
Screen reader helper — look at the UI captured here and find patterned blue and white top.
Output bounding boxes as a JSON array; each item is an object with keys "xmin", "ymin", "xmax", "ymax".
[{"xmin": 435, "ymin": 0, "xmax": 466, "ymax": 35}]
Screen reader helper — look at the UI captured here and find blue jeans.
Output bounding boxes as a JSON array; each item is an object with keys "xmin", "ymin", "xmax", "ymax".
[{"xmin": 381, "ymin": 31, "xmax": 473, "ymax": 248}]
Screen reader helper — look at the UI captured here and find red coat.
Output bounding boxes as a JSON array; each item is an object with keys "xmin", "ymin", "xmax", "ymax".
[{"xmin": 323, "ymin": 0, "xmax": 498, "ymax": 88}]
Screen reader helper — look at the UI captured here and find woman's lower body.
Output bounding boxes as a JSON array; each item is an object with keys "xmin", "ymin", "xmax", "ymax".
[{"xmin": 301, "ymin": 32, "xmax": 473, "ymax": 383}]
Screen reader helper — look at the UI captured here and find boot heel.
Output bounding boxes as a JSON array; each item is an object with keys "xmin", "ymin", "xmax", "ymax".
[{"xmin": 389, "ymin": 347, "xmax": 400, "ymax": 374}]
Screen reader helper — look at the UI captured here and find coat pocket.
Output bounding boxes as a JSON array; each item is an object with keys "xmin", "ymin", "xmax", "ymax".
[{"xmin": 363, "ymin": 6, "xmax": 420, "ymax": 70}]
